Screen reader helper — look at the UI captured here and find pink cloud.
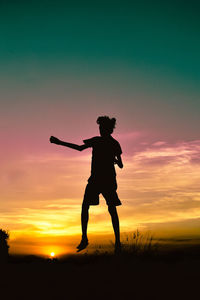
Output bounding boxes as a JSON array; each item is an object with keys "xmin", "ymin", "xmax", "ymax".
[
  {"xmin": 132, "ymin": 139, "xmax": 200, "ymax": 166},
  {"xmin": 115, "ymin": 131, "xmax": 142, "ymax": 141},
  {"xmin": 152, "ymin": 141, "xmax": 167, "ymax": 147}
]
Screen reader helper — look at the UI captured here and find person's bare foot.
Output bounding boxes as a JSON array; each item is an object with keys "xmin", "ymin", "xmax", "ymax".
[
  {"xmin": 76, "ymin": 238, "xmax": 89, "ymax": 252},
  {"xmin": 114, "ymin": 242, "xmax": 122, "ymax": 254}
]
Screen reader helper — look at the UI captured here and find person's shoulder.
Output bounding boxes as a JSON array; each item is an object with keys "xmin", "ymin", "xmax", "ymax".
[
  {"xmin": 110, "ymin": 136, "xmax": 122, "ymax": 154},
  {"xmin": 83, "ymin": 136, "xmax": 100, "ymax": 145},
  {"xmin": 110, "ymin": 136, "xmax": 121, "ymax": 146}
]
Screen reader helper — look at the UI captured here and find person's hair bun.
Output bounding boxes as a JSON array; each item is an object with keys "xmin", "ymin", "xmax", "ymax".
[
  {"xmin": 96, "ymin": 116, "xmax": 116, "ymax": 133},
  {"xmin": 111, "ymin": 118, "xmax": 116, "ymax": 128}
]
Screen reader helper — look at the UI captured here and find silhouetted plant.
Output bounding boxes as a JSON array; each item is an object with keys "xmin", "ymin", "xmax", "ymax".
[
  {"xmin": 121, "ymin": 230, "xmax": 158, "ymax": 256},
  {"xmin": 0, "ymin": 229, "xmax": 9, "ymax": 263}
]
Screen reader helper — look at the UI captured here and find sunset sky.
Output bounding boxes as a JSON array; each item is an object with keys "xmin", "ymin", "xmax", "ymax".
[{"xmin": 1, "ymin": 0, "xmax": 200, "ymax": 256}]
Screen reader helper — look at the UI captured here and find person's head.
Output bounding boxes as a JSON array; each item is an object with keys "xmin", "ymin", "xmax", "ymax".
[{"xmin": 96, "ymin": 116, "xmax": 116, "ymax": 137}]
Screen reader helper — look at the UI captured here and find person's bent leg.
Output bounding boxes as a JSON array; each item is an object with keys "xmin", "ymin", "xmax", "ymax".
[
  {"xmin": 108, "ymin": 205, "xmax": 120, "ymax": 246},
  {"xmin": 77, "ymin": 202, "xmax": 90, "ymax": 251},
  {"xmin": 81, "ymin": 202, "xmax": 89, "ymax": 240}
]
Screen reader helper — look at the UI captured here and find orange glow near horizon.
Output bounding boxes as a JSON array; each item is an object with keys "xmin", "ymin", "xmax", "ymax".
[{"xmin": 2, "ymin": 139, "xmax": 200, "ymax": 255}]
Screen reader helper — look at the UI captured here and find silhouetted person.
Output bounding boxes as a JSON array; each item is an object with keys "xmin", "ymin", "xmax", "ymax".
[{"xmin": 50, "ymin": 116, "xmax": 123, "ymax": 252}]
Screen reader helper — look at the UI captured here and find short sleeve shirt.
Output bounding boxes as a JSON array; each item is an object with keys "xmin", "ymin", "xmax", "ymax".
[{"xmin": 83, "ymin": 136, "xmax": 122, "ymax": 179}]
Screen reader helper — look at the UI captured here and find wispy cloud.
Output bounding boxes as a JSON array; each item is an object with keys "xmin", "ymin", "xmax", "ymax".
[
  {"xmin": 117, "ymin": 139, "xmax": 200, "ymax": 231},
  {"xmin": 115, "ymin": 131, "xmax": 142, "ymax": 141}
]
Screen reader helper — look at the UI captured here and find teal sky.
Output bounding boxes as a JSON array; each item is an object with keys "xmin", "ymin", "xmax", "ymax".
[
  {"xmin": 0, "ymin": 0, "xmax": 200, "ymax": 147},
  {"xmin": 1, "ymin": 1, "xmax": 199, "ymax": 74}
]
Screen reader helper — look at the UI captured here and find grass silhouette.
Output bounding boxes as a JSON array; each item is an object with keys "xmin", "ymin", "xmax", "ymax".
[
  {"xmin": 87, "ymin": 230, "xmax": 157, "ymax": 259},
  {"xmin": 119, "ymin": 230, "xmax": 156, "ymax": 255}
]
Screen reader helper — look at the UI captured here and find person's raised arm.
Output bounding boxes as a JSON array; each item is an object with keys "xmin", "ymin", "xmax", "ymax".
[
  {"xmin": 114, "ymin": 154, "xmax": 123, "ymax": 168},
  {"xmin": 49, "ymin": 136, "xmax": 89, "ymax": 151}
]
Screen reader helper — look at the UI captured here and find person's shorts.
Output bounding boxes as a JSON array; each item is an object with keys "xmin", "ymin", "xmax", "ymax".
[{"xmin": 83, "ymin": 176, "xmax": 121, "ymax": 206}]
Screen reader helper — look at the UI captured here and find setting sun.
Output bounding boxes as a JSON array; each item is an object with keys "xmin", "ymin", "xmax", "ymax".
[{"xmin": 50, "ymin": 252, "xmax": 55, "ymax": 257}]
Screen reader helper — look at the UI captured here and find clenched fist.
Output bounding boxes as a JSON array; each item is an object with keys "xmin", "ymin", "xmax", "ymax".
[{"xmin": 50, "ymin": 136, "xmax": 61, "ymax": 144}]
